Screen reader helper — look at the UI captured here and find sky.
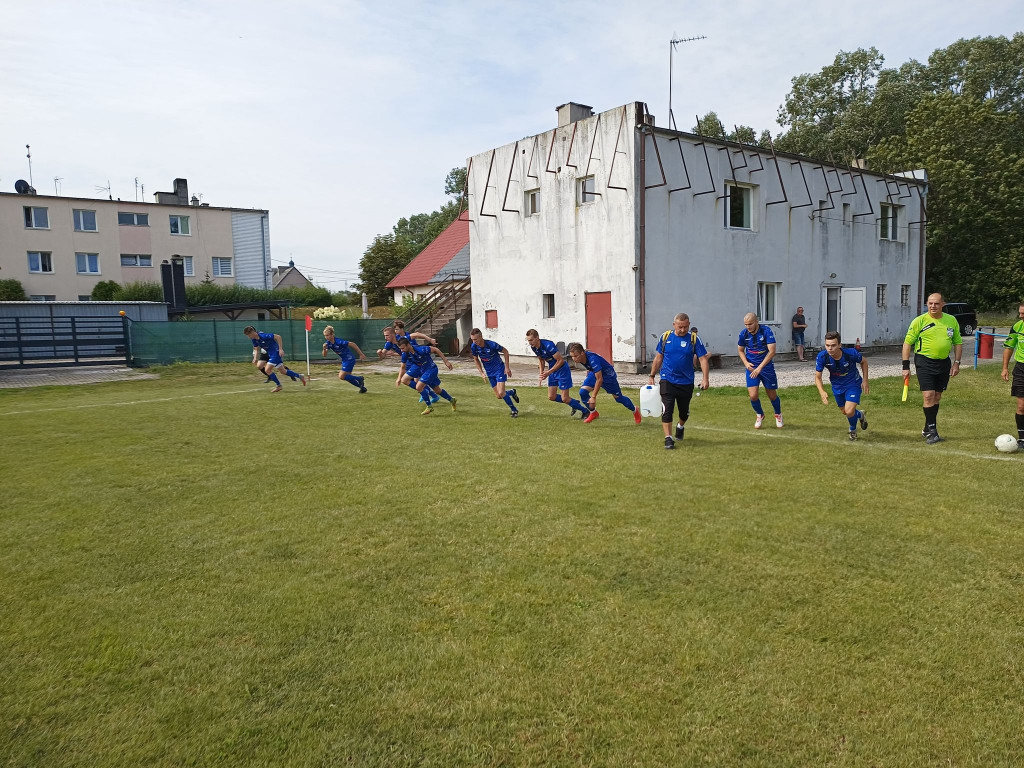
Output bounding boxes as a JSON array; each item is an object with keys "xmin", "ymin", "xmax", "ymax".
[{"xmin": 1, "ymin": 0, "xmax": 1019, "ymax": 291}]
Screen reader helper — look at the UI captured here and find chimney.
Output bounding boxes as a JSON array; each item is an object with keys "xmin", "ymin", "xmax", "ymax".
[
  {"xmin": 173, "ymin": 178, "xmax": 189, "ymax": 206},
  {"xmin": 556, "ymin": 102, "xmax": 594, "ymax": 128}
]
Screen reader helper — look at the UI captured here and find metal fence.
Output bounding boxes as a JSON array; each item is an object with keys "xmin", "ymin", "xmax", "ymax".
[{"xmin": 0, "ymin": 316, "xmax": 129, "ymax": 368}]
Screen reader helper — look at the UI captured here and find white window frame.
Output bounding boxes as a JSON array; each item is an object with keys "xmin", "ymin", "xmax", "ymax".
[
  {"xmin": 879, "ymin": 202, "xmax": 901, "ymax": 241},
  {"xmin": 900, "ymin": 284, "xmax": 911, "ymax": 308},
  {"xmin": 76, "ymin": 252, "xmax": 101, "ymax": 274},
  {"xmin": 525, "ymin": 189, "xmax": 540, "ymax": 216},
  {"xmin": 27, "ymin": 251, "xmax": 54, "ymax": 273},
  {"xmin": 24, "ymin": 206, "xmax": 49, "ymax": 229},
  {"xmin": 118, "ymin": 212, "xmax": 149, "ymax": 227},
  {"xmin": 212, "ymin": 257, "xmax": 233, "ymax": 277},
  {"xmin": 169, "ymin": 215, "xmax": 191, "ymax": 236},
  {"xmin": 756, "ymin": 281, "xmax": 781, "ymax": 324},
  {"xmin": 725, "ymin": 183, "xmax": 755, "ymax": 230},
  {"xmin": 542, "ymin": 293, "xmax": 555, "ymax": 319},
  {"xmin": 73, "ymin": 209, "xmax": 98, "ymax": 232},
  {"xmin": 182, "ymin": 256, "xmax": 194, "ymax": 276},
  {"xmin": 876, "ymin": 284, "xmax": 887, "ymax": 307},
  {"xmin": 120, "ymin": 254, "xmax": 153, "ymax": 267},
  {"xmin": 577, "ymin": 176, "xmax": 597, "ymax": 205}
]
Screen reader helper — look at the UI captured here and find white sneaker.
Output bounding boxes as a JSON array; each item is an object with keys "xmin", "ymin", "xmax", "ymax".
[
  {"xmin": 754, "ymin": 414, "xmax": 764, "ymax": 429},
  {"xmin": 775, "ymin": 413, "xmax": 784, "ymax": 428}
]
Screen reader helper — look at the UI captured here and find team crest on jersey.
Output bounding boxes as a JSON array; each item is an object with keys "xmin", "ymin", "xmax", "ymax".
[{"xmin": 946, "ymin": 327, "xmax": 954, "ymax": 338}]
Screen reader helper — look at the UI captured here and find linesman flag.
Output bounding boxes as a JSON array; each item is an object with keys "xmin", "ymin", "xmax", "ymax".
[{"xmin": 901, "ymin": 372, "xmax": 910, "ymax": 402}]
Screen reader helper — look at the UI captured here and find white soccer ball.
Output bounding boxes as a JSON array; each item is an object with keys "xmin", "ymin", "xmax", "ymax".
[{"xmin": 994, "ymin": 434, "xmax": 1019, "ymax": 453}]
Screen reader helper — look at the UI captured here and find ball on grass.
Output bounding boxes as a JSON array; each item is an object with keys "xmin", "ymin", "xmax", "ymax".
[{"xmin": 994, "ymin": 434, "xmax": 1019, "ymax": 453}]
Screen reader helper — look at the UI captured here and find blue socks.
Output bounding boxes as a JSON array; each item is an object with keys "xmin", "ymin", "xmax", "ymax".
[
  {"xmin": 346, "ymin": 375, "xmax": 362, "ymax": 388},
  {"xmin": 568, "ymin": 397, "xmax": 590, "ymax": 415},
  {"xmin": 751, "ymin": 399, "xmax": 764, "ymax": 415},
  {"xmin": 770, "ymin": 397, "xmax": 781, "ymax": 415},
  {"xmin": 437, "ymin": 389, "xmax": 453, "ymax": 402},
  {"xmin": 268, "ymin": 373, "xmax": 281, "ymax": 385},
  {"xmin": 285, "ymin": 369, "xmax": 302, "ymax": 381},
  {"xmin": 502, "ymin": 393, "xmax": 517, "ymax": 412},
  {"xmin": 614, "ymin": 395, "xmax": 636, "ymax": 412},
  {"xmin": 848, "ymin": 410, "xmax": 863, "ymax": 430}
]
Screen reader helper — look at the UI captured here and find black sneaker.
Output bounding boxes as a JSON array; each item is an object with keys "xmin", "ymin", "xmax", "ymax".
[
  {"xmin": 1018, "ymin": 439, "xmax": 1024, "ymax": 451},
  {"xmin": 509, "ymin": 389, "xmax": 519, "ymax": 404},
  {"xmin": 925, "ymin": 430, "xmax": 944, "ymax": 444},
  {"xmin": 675, "ymin": 424, "xmax": 685, "ymax": 440},
  {"xmin": 859, "ymin": 411, "xmax": 868, "ymax": 431},
  {"xmin": 510, "ymin": 410, "xmax": 518, "ymax": 418},
  {"xmin": 849, "ymin": 430, "xmax": 857, "ymax": 441},
  {"xmin": 664, "ymin": 436, "xmax": 675, "ymax": 450}
]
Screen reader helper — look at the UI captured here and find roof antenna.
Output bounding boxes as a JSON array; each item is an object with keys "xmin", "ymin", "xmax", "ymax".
[
  {"xmin": 668, "ymin": 34, "xmax": 707, "ymax": 130},
  {"xmin": 95, "ymin": 180, "xmax": 112, "ymax": 200},
  {"xmin": 25, "ymin": 144, "xmax": 34, "ymax": 188},
  {"xmin": 53, "ymin": 177, "xmax": 63, "ymax": 196}
]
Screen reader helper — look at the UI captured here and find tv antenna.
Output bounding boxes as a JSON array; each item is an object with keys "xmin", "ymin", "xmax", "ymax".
[
  {"xmin": 95, "ymin": 180, "xmax": 112, "ymax": 200},
  {"xmin": 669, "ymin": 33, "xmax": 706, "ymax": 130},
  {"xmin": 25, "ymin": 144, "xmax": 34, "ymax": 187},
  {"xmin": 53, "ymin": 177, "xmax": 63, "ymax": 196}
]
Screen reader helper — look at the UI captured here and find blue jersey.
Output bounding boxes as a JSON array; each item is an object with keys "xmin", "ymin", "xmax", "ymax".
[
  {"xmin": 383, "ymin": 340, "xmax": 400, "ymax": 352},
  {"xmin": 531, "ymin": 339, "xmax": 561, "ymax": 367},
  {"xmin": 470, "ymin": 339, "xmax": 506, "ymax": 374},
  {"xmin": 816, "ymin": 347, "xmax": 863, "ymax": 386},
  {"xmin": 401, "ymin": 344, "xmax": 435, "ymax": 370},
  {"xmin": 324, "ymin": 337, "xmax": 354, "ymax": 361},
  {"xmin": 584, "ymin": 351, "xmax": 616, "ymax": 378},
  {"xmin": 738, "ymin": 325, "xmax": 776, "ymax": 364},
  {"xmin": 656, "ymin": 331, "xmax": 708, "ymax": 386},
  {"xmin": 252, "ymin": 331, "xmax": 279, "ymax": 357}
]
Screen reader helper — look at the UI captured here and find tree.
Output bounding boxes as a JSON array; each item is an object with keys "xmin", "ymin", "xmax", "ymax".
[
  {"xmin": 0, "ymin": 279, "xmax": 27, "ymax": 300},
  {"xmin": 445, "ymin": 166, "xmax": 467, "ymax": 207},
  {"xmin": 91, "ymin": 280, "xmax": 120, "ymax": 301},
  {"xmin": 352, "ymin": 234, "xmax": 412, "ymax": 306}
]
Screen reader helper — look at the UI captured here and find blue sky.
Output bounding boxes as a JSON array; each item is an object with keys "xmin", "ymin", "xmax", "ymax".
[{"xmin": 1, "ymin": 0, "xmax": 1019, "ymax": 290}]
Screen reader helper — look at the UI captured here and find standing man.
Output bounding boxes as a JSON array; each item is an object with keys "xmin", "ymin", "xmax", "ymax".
[
  {"xmin": 243, "ymin": 326, "xmax": 306, "ymax": 392},
  {"xmin": 322, "ymin": 325, "xmax": 368, "ymax": 393},
  {"xmin": 792, "ymin": 307, "xmax": 808, "ymax": 362},
  {"xmin": 526, "ymin": 330, "xmax": 591, "ymax": 418},
  {"xmin": 1000, "ymin": 302, "xmax": 1024, "ymax": 449},
  {"xmin": 737, "ymin": 313, "xmax": 783, "ymax": 428},
  {"xmin": 566, "ymin": 343, "xmax": 641, "ymax": 425},
  {"xmin": 815, "ymin": 331, "xmax": 869, "ymax": 441},
  {"xmin": 902, "ymin": 292, "xmax": 962, "ymax": 444},
  {"xmin": 648, "ymin": 313, "xmax": 710, "ymax": 449},
  {"xmin": 469, "ymin": 328, "xmax": 519, "ymax": 418},
  {"xmin": 396, "ymin": 337, "xmax": 457, "ymax": 414}
]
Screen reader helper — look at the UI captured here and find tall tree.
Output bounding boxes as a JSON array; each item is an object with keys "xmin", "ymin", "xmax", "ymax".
[{"xmin": 353, "ymin": 234, "xmax": 412, "ymax": 306}]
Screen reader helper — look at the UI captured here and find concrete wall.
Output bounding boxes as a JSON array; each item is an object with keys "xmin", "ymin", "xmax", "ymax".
[{"xmin": 467, "ymin": 103, "xmax": 640, "ymax": 362}]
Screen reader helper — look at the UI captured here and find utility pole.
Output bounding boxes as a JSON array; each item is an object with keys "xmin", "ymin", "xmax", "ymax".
[{"xmin": 669, "ymin": 34, "xmax": 706, "ymax": 130}]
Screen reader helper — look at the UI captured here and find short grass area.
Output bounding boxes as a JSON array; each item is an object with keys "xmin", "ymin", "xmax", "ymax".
[{"xmin": 2, "ymin": 363, "xmax": 1022, "ymax": 767}]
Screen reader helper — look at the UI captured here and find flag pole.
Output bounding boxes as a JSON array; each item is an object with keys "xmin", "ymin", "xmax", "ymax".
[{"xmin": 305, "ymin": 315, "xmax": 312, "ymax": 377}]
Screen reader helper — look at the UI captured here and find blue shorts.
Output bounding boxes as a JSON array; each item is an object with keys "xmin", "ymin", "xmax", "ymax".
[
  {"xmin": 486, "ymin": 371, "xmax": 507, "ymax": 387},
  {"xmin": 582, "ymin": 372, "xmax": 623, "ymax": 398},
  {"xmin": 405, "ymin": 364, "xmax": 422, "ymax": 380},
  {"xmin": 792, "ymin": 331, "xmax": 805, "ymax": 347},
  {"xmin": 339, "ymin": 357, "xmax": 355, "ymax": 373},
  {"xmin": 419, "ymin": 366, "xmax": 441, "ymax": 389},
  {"xmin": 267, "ymin": 354, "xmax": 284, "ymax": 367},
  {"xmin": 832, "ymin": 383, "xmax": 862, "ymax": 406},
  {"xmin": 547, "ymin": 365, "xmax": 573, "ymax": 390},
  {"xmin": 745, "ymin": 363, "xmax": 778, "ymax": 390}
]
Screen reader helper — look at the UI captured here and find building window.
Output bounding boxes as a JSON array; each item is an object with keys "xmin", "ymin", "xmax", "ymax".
[
  {"xmin": 73, "ymin": 209, "xmax": 98, "ymax": 232},
  {"xmin": 212, "ymin": 257, "xmax": 233, "ymax": 277},
  {"xmin": 756, "ymin": 281, "xmax": 781, "ymax": 324},
  {"xmin": 28, "ymin": 251, "xmax": 54, "ymax": 273},
  {"xmin": 76, "ymin": 252, "xmax": 100, "ymax": 274},
  {"xmin": 29, "ymin": 295, "xmax": 56, "ymax": 302},
  {"xmin": 901, "ymin": 284, "xmax": 911, "ymax": 307},
  {"xmin": 78, "ymin": 295, "xmax": 93, "ymax": 302},
  {"xmin": 118, "ymin": 212, "xmax": 149, "ymax": 226},
  {"xmin": 525, "ymin": 189, "xmax": 540, "ymax": 216},
  {"xmin": 542, "ymin": 293, "xmax": 555, "ymax": 318},
  {"xmin": 24, "ymin": 206, "xmax": 49, "ymax": 229},
  {"xmin": 577, "ymin": 176, "xmax": 597, "ymax": 205},
  {"xmin": 169, "ymin": 215, "xmax": 191, "ymax": 235},
  {"xmin": 876, "ymin": 284, "xmax": 887, "ymax": 307},
  {"xmin": 485, "ymin": 309, "xmax": 498, "ymax": 329},
  {"xmin": 879, "ymin": 203, "xmax": 901, "ymax": 241},
  {"xmin": 120, "ymin": 254, "xmax": 153, "ymax": 267},
  {"xmin": 725, "ymin": 183, "xmax": 752, "ymax": 229},
  {"xmin": 182, "ymin": 256, "xmax": 194, "ymax": 276}
]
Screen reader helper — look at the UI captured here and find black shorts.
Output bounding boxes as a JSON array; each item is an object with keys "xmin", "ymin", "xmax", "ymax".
[
  {"xmin": 915, "ymin": 354, "xmax": 951, "ymax": 392},
  {"xmin": 1012, "ymin": 361, "xmax": 1024, "ymax": 398},
  {"xmin": 660, "ymin": 380, "xmax": 694, "ymax": 423},
  {"xmin": 258, "ymin": 350, "xmax": 269, "ymax": 362}
]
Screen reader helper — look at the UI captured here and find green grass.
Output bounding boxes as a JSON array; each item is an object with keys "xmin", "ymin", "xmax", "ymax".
[
  {"xmin": 2, "ymin": 364, "xmax": 1023, "ymax": 767},
  {"xmin": 976, "ymin": 310, "xmax": 1020, "ymax": 328}
]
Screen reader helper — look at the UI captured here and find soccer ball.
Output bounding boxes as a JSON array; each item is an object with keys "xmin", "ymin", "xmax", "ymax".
[{"xmin": 994, "ymin": 434, "xmax": 1019, "ymax": 453}]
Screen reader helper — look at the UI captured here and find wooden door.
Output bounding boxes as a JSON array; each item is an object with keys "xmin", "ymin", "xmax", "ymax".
[{"xmin": 585, "ymin": 291, "xmax": 613, "ymax": 361}]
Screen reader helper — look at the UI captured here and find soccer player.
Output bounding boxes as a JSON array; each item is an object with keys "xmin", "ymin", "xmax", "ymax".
[
  {"xmin": 469, "ymin": 328, "xmax": 519, "ymax": 417},
  {"xmin": 902, "ymin": 292, "xmax": 962, "ymax": 444},
  {"xmin": 377, "ymin": 323, "xmax": 435, "ymax": 359},
  {"xmin": 566, "ymin": 342, "xmax": 640, "ymax": 425},
  {"xmin": 1000, "ymin": 302, "xmax": 1024, "ymax": 449},
  {"xmin": 243, "ymin": 326, "xmax": 306, "ymax": 392},
  {"xmin": 526, "ymin": 329, "xmax": 591, "ymax": 418},
  {"xmin": 648, "ymin": 313, "xmax": 709, "ymax": 449},
  {"xmin": 737, "ymin": 312, "xmax": 783, "ymax": 428},
  {"xmin": 396, "ymin": 337, "xmax": 457, "ymax": 414},
  {"xmin": 382, "ymin": 325, "xmax": 439, "ymax": 405},
  {"xmin": 322, "ymin": 325, "xmax": 368, "ymax": 393},
  {"xmin": 814, "ymin": 331, "xmax": 870, "ymax": 441}
]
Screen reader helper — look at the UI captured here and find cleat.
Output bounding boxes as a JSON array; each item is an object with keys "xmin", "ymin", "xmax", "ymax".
[
  {"xmin": 665, "ymin": 436, "xmax": 675, "ymax": 450},
  {"xmin": 1018, "ymin": 439, "xmax": 1024, "ymax": 451},
  {"xmin": 583, "ymin": 410, "xmax": 600, "ymax": 424},
  {"xmin": 634, "ymin": 409, "xmax": 642, "ymax": 425},
  {"xmin": 300, "ymin": 375, "xmax": 307, "ymax": 387},
  {"xmin": 859, "ymin": 411, "xmax": 868, "ymax": 431},
  {"xmin": 450, "ymin": 397, "xmax": 457, "ymax": 412},
  {"xmin": 849, "ymin": 430, "xmax": 857, "ymax": 441},
  {"xmin": 421, "ymin": 405, "xmax": 433, "ymax": 415},
  {"xmin": 271, "ymin": 385, "xmax": 282, "ymax": 393},
  {"xmin": 754, "ymin": 414, "xmax": 765, "ymax": 429},
  {"xmin": 775, "ymin": 413, "xmax": 784, "ymax": 428},
  {"xmin": 509, "ymin": 389, "xmax": 519, "ymax": 404},
  {"xmin": 675, "ymin": 424, "xmax": 685, "ymax": 441},
  {"xmin": 359, "ymin": 386, "xmax": 367, "ymax": 394},
  {"xmin": 510, "ymin": 410, "xmax": 518, "ymax": 418},
  {"xmin": 925, "ymin": 431, "xmax": 944, "ymax": 444}
]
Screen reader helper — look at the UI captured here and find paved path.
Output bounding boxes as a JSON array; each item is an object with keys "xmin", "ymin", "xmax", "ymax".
[{"xmin": 0, "ymin": 366, "xmax": 158, "ymax": 389}]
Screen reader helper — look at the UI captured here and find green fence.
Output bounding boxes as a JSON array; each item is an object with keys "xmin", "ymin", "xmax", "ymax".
[{"xmin": 128, "ymin": 319, "xmax": 458, "ymax": 367}]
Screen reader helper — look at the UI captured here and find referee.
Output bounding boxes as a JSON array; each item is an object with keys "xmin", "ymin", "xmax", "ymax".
[
  {"xmin": 999, "ymin": 302, "xmax": 1024, "ymax": 450},
  {"xmin": 902, "ymin": 292, "xmax": 963, "ymax": 444}
]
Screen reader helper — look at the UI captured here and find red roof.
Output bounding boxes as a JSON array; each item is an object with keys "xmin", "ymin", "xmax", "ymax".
[{"xmin": 386, "ymin": 212, "xmax": 469, "ymax": 289}]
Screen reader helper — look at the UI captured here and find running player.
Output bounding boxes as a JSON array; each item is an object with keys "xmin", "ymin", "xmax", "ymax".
[
  {"xmin": 322, "ymin": 325, "xmax": 368, "ymax": 393},
  {"xmin": 526, "ymin": 329, "xmax": 590, "ymax": 418},
  {"xmin": 737, "ymin": 312, "xmax": 783, "ymax": 428},
  {"xmin": 243, "ymin": 326, "xmax": 306, "ymax": 392},
  {"xmin": 814, "ymin": 331, "xmax": 869, "ymax": 441},
  {"xmin": 566, "ymin": 343, "xmax": 640, "ymax": 425},
  {"xmin": 469, "ymin": 328, "xmax": 518, "ymax": 417},
  {"xmin": 396, "ymin": 337, "xmax": 457, "ymax": 414},
  {"xmin": 382, "ymin": 325, "xmax": 439, "ymax": 405},
  {"xmin": 377, "ymin": 322, "xmax": 435, "ymax": 359}
]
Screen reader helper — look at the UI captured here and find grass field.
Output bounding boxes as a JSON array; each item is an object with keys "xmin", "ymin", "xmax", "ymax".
[{"xmin": 2, "ymin": 363, "xmax": 1022, "ymax": 767}]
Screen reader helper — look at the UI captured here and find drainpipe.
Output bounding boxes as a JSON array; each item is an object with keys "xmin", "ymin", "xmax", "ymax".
[
  {"xmin": 917, "ymin": 179, "xmax": 927, "ymax": 310},
  {"xmin": 637, "ymin": 113, "xmax": 648, "ymax": 368}
]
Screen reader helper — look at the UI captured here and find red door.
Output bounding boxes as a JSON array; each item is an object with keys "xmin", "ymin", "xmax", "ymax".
[{"xmin": 585, "ymin": 291, "xmax": 613, "ymax": 362}]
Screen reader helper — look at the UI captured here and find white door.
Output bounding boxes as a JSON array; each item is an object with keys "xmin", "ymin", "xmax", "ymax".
[{"xmin": 841, "ymin": 287, "xmax": 866, "ymax": 345}]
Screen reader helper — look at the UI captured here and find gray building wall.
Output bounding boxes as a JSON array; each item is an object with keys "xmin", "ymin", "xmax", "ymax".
[{"xmin": 231, "ymin": 211, "xmax": 271, "ymax": 289}]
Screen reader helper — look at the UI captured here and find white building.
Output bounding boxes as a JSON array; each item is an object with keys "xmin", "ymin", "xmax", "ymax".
[{"xmin": 467, "ymin": 102, "xmax": 926, "ymax": 369}]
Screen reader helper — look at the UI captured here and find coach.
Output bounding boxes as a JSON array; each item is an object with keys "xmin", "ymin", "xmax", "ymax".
[
  {"xmin": 902, "ymin": 292, "xmax": 962, "ymax": 444},
  {"xmin": 648, "ymin": 313, "xmax": 710, "ymax": 449}
]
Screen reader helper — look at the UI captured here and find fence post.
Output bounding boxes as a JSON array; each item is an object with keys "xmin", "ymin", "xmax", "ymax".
[
  {"xmin": 122, "ymin": 315, "xmax": 132, "ymax": 366},
  {"xmin": 16, "ymin": 317, "xmax": 24, "ymax": 366},
  {"xmin": 71, "ymin": 317, "xmax": 79, "ymax": 363},
  {"xmin": 212, "ymin": 319, "xmax": 219, "ymax": 363}
]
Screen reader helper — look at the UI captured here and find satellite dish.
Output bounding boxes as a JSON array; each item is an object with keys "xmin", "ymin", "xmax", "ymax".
[{"xmin": 15, "ymin": 179, "xmax": 31, "ymax": 194}]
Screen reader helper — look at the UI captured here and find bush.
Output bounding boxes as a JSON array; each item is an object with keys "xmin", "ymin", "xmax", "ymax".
[
  {"xmin": 113, "ymin": 281, "xmax": 164, "ymax": 302},
  {"xmin": 91, "ymin": 280, "xmax": 120, "ymax": 301},
  {"xmin": 181, "ymin": 283, "xmax": 332, "ymax": 308},
  {"xmin": 388, "ymin": 296, "xmax": 428, "ymax": 318},
  {"xmin": 313, "ymin": 305, "xmax": 358, "ymax": 320},
  {"xmin": 0, "ymin": 279, "xmax": 28, "ymax": 301}
]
